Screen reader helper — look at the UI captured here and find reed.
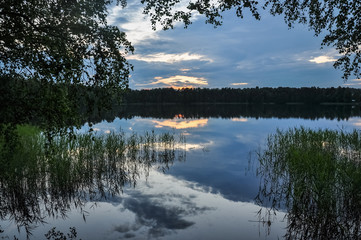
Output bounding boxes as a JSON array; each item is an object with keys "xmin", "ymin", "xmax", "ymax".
[
  {"xmin": 256, "ymin": 127, "xmax": 361, "ymax": 239},
  {"xmin": 0, "ymin": 124, "xmax": 185, "ymax": 238}
]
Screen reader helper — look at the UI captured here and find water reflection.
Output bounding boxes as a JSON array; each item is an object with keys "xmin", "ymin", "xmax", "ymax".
[
  {"xmin": 105, "ymin": 171, "xmax": 286, "ymax": 240},
  {"xmin": 256, "ymin": 127, "xmax": 361, "ymax": 239},
  {"xmin": 0, "ymin": 125, "xmax": 185, "ymax": 238},
  {"xmin": 152, "ymin": 118, "xmax": 208, "ymax": 129},
  {"xmin": 349, "ymin": 118, "xmax": 361, "ymax": 127},
  {"xmin": 111, "ymin": 104, "xmax": 361, "ymax": 122},
  {"xmin": 231, "ymin": 118, "xmax": 248, "ymax": 122},
  {"xmin": 3, "ymin": 102, "xmax": 361, "ymax": 239},
  {"xmin": 118, "ymin": 190, "xmax": 209, "ymax": 238}
]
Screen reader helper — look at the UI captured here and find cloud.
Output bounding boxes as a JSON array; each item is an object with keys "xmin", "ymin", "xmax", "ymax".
[
  {"xmin": 121, "ymin": 197, "xmax": 195, "ymax": 238},
  {"xmin": 127, "ymin": 52, "xmax": 213, "ymax": 64},
  {"xmin": 236, "ymin": 60, "xmax": 258, "ymax": 71},
  {"xmin": 108, "ymin": 3, "xmax": 160, "ymax": 45},
  {"xmin": 343, "ymin": 83, "xmax": 361, "ymax": 86},
  {"xmin": 353, "ymin": 122, "xmax": 361, "ymax": 127},
  {"xmin": 342, "ymin": 79, "xmax": 361, "ymax": 87},
  {"xmin": 236, "ymin": 134, "xmax": 259, "ymax": 145},
  {"xmin": 152, "ymin": 119, "xmax": 208, "ymax": 129},
  {"xmin": 235, "ymin": 50, "xmax": 339, "ymax": 73},
  {"xmin": 231, "ymin": 118, "xmax": 248, "ymax": 122},
  {"xmin": 109, "ymin": 1, "xmax": 343, "ymax": 89},
  {"xmin": 230, "ymin": 83, "xmax": 248, "ymax": 86},
  {"xmin": 138, "ymin": 75, "xmax": 208, "ymax": 89},
  {"xmin": 107, "ymin": 2, "xmax": 201, "ymax": 45},
  {"xmin": 235, "ymin": 55, "xmax": 306, "ymax": 71},
  {"xmin": 348, "ymin": 119, "xmax": 361, "ymax": 127},
  {"xmin": 116, "ymin": 189, "xmax": 213, "ymax": 239},
  {"xmin": 309, "ymin": 55, "xmax": 337, "ymax": 64}
]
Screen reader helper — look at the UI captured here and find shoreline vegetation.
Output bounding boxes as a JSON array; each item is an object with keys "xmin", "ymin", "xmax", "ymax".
[
  {"xmin": 3, "ymin": 78, "xmax": 361, "ymax": 130},
  {"xmin": 0, "ymin": 124, "xmax": 185, "ymax": 238},
  {"xmin": 121, "ymin": 87, "xmax": 361, "ymax": 105},
  {"xmin": 3, "ymin": 78, "xmax": 361, "ymax": 108},
  {"xmin": 122, "ymin": 101, "xmax": 361, "ymax": 105},
  {"xmin": 256, "ymin": 127, "xmax": 361, "ymax": 239}
]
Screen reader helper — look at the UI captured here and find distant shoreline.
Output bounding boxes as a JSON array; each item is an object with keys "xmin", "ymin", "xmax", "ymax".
[
  {"xmin": 121, "ymin": 102, "xmax": 361, "ymax": 106},
  {"xmin": 121, "ymin": 87, "xmax": 361, "ymax": 105}
]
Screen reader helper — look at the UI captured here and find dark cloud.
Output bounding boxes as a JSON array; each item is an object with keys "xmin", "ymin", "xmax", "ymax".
[
  {"xmin": 124, "ymin": 233, "xmax": 136, "ymax": 238},
  {"xmin": 124, "ymin": 197, "xmax": 194, "ymax": 230},
  {"xmin": 113, "ymin": 191, "xmax": 213, "ymax": 238}
]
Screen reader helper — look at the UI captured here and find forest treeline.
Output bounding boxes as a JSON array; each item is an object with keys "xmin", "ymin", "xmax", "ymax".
[
  {"xmin": 3, "ymin": 77, "xmax": 361, "ymax": 129},
  {"xmin": 122, "ymin": 87, "xmax": 361, "ymax": 104},
  {"xmin": 1, "ymin": 77, "xmax": 124, "ymax": 128}
]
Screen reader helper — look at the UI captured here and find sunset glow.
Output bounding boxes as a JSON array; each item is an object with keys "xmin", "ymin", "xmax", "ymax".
[
  {"xmin": 231, "ymin": 118, "xmax": 248, "ymax": 122},
  {"xmin": 231, "ymin": 83, "xmax": 248, "ymax": 86},
  {"xmin": 138, "ymin": 75, "xmax": 208, "ymax": 89},
  {"xmin": 152, "ymin": 119, "xmax": 208, "ymax": 129},
  {"xmin": 309, "ymin": 55, "xmax": 337, "ymax": 64}
]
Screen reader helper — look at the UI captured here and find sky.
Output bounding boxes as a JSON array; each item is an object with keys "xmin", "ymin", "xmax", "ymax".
[{"xmin": 107, "ymin": 1, "xmax": 360, "ymax": 89}]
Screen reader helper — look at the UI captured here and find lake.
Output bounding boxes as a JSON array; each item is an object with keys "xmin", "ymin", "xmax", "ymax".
[{"xmin": 1, "ymin": 104, "xmax": 361, "ymax": 239}]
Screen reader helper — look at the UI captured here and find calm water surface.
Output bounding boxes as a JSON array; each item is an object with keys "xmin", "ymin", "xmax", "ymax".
[{"xmin": 2, "ymin": 105, "xmax": 361, "ymax": 239}]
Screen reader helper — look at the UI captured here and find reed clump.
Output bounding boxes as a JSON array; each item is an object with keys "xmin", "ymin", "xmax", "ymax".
[
  {"xmin": 256, "ymin": 127, "xmax": 361, "ymax": 240},
  {"xmin": 0, "ymin": 124, "xmax": 185, "ymax": 237}
]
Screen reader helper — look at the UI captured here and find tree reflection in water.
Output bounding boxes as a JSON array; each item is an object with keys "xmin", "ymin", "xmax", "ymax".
[
  {"xmin": 0, "ymin": 125, "xmax": 185, "ymax": 238},
  {"xmin": 256, "ymin": 127, "xmax": 361, "ymax": 239}
]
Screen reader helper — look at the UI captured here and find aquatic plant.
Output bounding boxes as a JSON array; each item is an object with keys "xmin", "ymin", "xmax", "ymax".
[
  {"xmin": 256, "ymin": 127, "xmax": 361, "ymax": 239},
  {"xmin": 0, "ymin": 125, "xmax": 185, "ymax": 238}
]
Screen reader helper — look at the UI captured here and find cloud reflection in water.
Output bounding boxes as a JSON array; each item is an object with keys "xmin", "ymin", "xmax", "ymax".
[
  {"xmin": 106, "ymin": 170, "xmax": 286, "ymax": 240},
  {"xmin": 152, "ymin": 118, "xmax": 208, "ymax": 129}
]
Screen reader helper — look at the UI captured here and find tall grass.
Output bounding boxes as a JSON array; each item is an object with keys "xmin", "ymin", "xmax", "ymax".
[
  {"xmin": 256, "ymin": 127, "xmax": 361, "ymax": 239},
  {"xmin": 0, "ymin": 125, "xmax": 185, "ymax": 238}
]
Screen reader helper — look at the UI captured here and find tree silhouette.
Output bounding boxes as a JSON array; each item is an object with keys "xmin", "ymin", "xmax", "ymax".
[
  {"xmin": 0, "ymin": 0, "xmax": 135, "ymax": 129},
  {"xmin": 0, "ymin": 0, "xmax": 133, "ymax": 88}
]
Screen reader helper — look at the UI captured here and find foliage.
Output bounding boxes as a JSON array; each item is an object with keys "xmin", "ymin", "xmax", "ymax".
[
  {"xmin": 0, "ymin": 75, "xmax": 126, "ymax": 133},
  {"xmin": 141, "ymin": 0, "xmax": 361, "ymax": 80},
  {"xmin": 256, "ymin": 127, "xmax": 361, "ymax": 239},
  {"xmin": 0, "ymin": 0, "xmax": 133, "ymax": 88},
  {"xmin": 0, "ymin": 0, "xmax": 136, "ymax": 134}
]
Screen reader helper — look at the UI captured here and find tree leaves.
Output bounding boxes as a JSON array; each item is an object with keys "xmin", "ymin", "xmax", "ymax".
[{"xmin": 0, "ymin": 0, "xmax": 133, "ymax": 88}]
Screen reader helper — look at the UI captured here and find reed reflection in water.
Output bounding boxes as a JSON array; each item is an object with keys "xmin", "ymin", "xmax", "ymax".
[
  {"xmin": 0, "ymin": 125, "xmax": 185, "ymax": 238},
  {"xmin": 256, "ymin": 127, "xmax": 361, "ymax": 239}
]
